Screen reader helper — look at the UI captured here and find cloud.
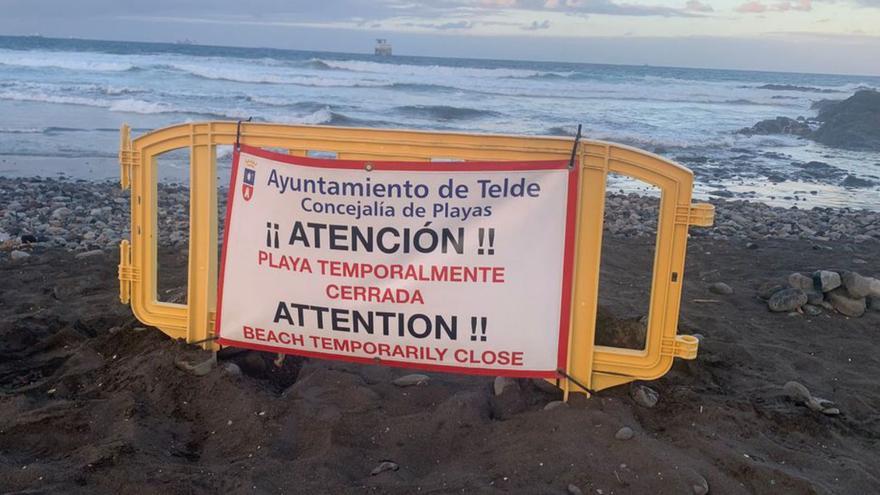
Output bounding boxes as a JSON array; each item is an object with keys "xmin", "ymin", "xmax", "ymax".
[
  {"xmin": 522, "ymin": 19, "xmax": 552, "ymax": 29},
  {"xmin": 402, "ymin": 20, "xmax": 475, "ymax": 30},
  {"xmin": 521, "ymin": 0, "xmax": 698, "ymax": 16},
  {"xmin": 735, "ymin": 0, "xmax": 811, "ymax": 13},
  {"xmin": 735, "ymin": 1, "xmax": 767, "ymax": 12},
  {"xmin": 774, "ymin": 0, "xmax": 812, "ymax": 11},
  {"xmin": 685, "ymin": 0, "xmax": 714, "ymax": 12}
]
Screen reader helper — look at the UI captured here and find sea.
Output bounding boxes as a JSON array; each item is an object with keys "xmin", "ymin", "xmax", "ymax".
[{"xmin": 1, "ymin": 35, "xmax": 878, "ymax": 209}]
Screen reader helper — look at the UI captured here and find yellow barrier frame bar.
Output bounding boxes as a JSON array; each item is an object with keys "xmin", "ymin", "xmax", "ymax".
[{"xmin": 118, "ymin": 121, "xmax": 714, "ymax": 394}]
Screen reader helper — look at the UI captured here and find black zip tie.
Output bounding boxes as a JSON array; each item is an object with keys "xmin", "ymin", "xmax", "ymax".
[
  {"xmin": 188, "ymin": 335, "xmax": 220, "ymax": 346},
  {"xmin": 235, "ymin": 117, "xmax": 253, "ymax": 150},
  {"xmin": 556, "ymin": 367, "xmax": 595, "ymax": 394},
  {"xmin": 568, "ymin": 124, "xmax": 582, "ymax": 169}
]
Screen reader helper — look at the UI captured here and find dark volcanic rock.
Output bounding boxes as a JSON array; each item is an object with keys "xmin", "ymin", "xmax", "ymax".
[
  {"xmin": 738, "ymin": 117, "xmax": 812, "ymax": 137},
  {"xmin": 812, "ymin": 90, "xmax": 880, "ymax": 151},
  {"xmin": 840, "ymin": 175, "xmax": 877, "ymax": 188},
  {"xmin": 768, "ymin": 288, "xmax": 808, "ymax": 312},
  {"xmin": 757, "ymin": 84, "xmax": 837, "ymax": 94}
]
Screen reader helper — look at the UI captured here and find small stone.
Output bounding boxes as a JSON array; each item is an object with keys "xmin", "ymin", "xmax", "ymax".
[
  {"xmin": 174, "ymin": 355, "xmax": 216, "ymax": 377},
  {"xmin": 767, "ymin": 288, "xmax": 807, "ymax": 312},
  {"xmin": 689, "ymin": 471, "xmax": 710, "ymax": 495},
  {"xmin": 370, "ymin": 460, "xmax": 399, "ymax": 476},
  {"xmin": 630, "ymin": 383, "xmax": 659, "ymax": 408},
  {"xmin": 10, "ymin": 250, "xmax": 30, "ymax": 260},
  {"xmin": 813, "ymin": 270, "xmax": 842, "ymax": 292},
  {"xmin": 543, "ymin": 400, "xmax": 566, "ymax": 411},
  {"xmin": 841, "ymin": 271, "xmax": 877, "ymax": 298},
  {"xmin": 803, "ymin": 304, "xmax": 823, "ymax": 316},
  {"xmin": 75, "ymin": 249, "xmax": 103, "ymax": 260},
  {"xmin": 51, "ymin": 207, "xmax": 72, "ymax": 219},
  {"xmin": 221, "ymin": 362, "xmax": 242, "ymax": 375},
  {"xmin": 746, "ymin": 242, "xmax": 758, "ymax": 250},
  {"xmin": 804, "ymin": 289, "xmax": 824, "ymax": 306},
  {"xmin": 827, "ymin": 288, "xmax": 866, "ymax": 317},
  {"xmin": 709, "ymin": 282, "xmax": 734, "ymax": 295},
  {"xmin": 393, "ymin": 374, "xmax": 430, "ymax": 387},
  {"xmin": 494, "ymin": 376, "xmax": 517, "ymax": 396},
  {"xmin": 783, "ymin": 381, "xmax": 812, "ymax": 403},
  {"xmin": 807, "ymin": 396, "xmax": 840, "ymax": 416},
  {"xmin": 567, "ymin": 484, "xmax": 584, "ymax": 495},
  {"xmin": 757, "ymin": 281, "xmax": 785, "ymax": 300},
  {"xmin": 788, "ymin": 273, "xmax": 814, "ymax": 290},
  {"xmin": 614, "ymin": 426, "xmax": 634, "ymax": 440}
]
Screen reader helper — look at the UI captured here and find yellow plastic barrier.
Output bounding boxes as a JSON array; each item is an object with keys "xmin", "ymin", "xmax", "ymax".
[{"xmin": 118, "ymin": 121, "xmax": 714, "ymax": 396}]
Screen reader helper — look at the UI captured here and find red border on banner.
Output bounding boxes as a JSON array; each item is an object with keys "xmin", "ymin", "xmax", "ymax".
[{"xmin": 215, "ymin": 144, "xmax": 580, "ymax": 379}]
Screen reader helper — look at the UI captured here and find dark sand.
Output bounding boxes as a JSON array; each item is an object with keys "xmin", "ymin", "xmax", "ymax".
[{"xmin": 1, "ymin": 237, "xmax": 879, "ymax": 494}]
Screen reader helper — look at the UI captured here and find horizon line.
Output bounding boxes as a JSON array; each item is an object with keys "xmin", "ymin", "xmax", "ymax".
[{"xmin": 2, "ymin": 33, "xmax": 880, "ymax": 80}]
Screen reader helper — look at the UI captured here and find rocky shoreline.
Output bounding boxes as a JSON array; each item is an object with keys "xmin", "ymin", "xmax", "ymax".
[
  {"xmin": 1, "ymin": 176, "xmax": 880, "ymax": 259},
  {"xmin": 738, "ymin": 89, "xmax": 880, "ymax": 151}
]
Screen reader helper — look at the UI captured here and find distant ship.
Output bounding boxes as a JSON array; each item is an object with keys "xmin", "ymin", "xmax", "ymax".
[
  {"xmin": 175, "ymin": 39, "xmax": 195, "ymax": 45},
  {"xmin": 374, "ymin": 39, "xmax": 392, "ymax": 56}
]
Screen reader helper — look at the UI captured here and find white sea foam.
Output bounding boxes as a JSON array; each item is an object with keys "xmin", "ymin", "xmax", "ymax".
[
  {"xmin": 313, "ymin": 58, "xmax": 570, "ymax": 79},
  {"xmin": 0, "ymin": 49, "xmax": 135, "ymax": 72}
]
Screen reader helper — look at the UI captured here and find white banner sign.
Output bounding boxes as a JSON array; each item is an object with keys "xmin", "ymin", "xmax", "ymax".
[{"xmin": 216, "ymin": 145, "xmax": 578, "ymax": 377}]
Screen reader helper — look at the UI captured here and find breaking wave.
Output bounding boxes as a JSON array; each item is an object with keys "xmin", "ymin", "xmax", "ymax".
[{"xmin": 394, "ymin": 105, "xmax": 502, "ymax": 121}]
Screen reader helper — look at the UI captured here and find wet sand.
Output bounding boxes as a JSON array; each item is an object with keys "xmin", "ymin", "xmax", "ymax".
[{"xmin": 1, "ymin": 236, "xmax": 878, "ymax": 494}]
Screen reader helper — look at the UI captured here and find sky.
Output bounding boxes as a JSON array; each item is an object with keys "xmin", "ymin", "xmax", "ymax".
[{"xmin": 0, "ymin": 0, "xmax": 878, "ymax": 75}]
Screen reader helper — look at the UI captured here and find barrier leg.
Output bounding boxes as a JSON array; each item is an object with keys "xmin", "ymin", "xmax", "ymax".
[
  {"xmin": 186, "ymin": 125, "xmax": 218, "ymax": 347},
  {"xmin": 564, "ymin": 161, "xmax": 608, "ymax": 396}
]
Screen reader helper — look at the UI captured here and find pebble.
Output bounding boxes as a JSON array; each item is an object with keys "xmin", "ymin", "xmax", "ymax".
[
  {"xmin": 543, "ymin": 400, "xmax": 566, "ymax": 411},
  {"xmin": 687, "ymin": 471, "xmax": 710, "ymax": 495},
  {"xmin": 10, "ymin": 250, "xmax": 29, "ymax": 260},
  {"xmin": 787, "ymin": 272, "xmax": 814, "ymax": 290},
  {"xmin": 174, "ymin": 355, "xmax": 216, "ymax": 377},
  {"xmin": 802, "ymin": 304, "xmax": 823, "ymax": 316},
  {"xmin": 827, "ymin": 288, "xmax": 866, "ymax": 317},
  {"xmin": 630, "ymin": 383, "xmax": 659, "ymax": 408},
  {"xmin": 392, "ymin": 374, "xmax": 429, "ymax": 387},
  {"xmin": 807, "ymin": 396, "xmax": 840, "ymax": 416},
  {"xmin": 783, "ymin": 381, "xmax": 812, "ymax": 403},
  {"xmin": 784, "ymin": 381, "xmax": 840, "ymax": 416},
  {"xmin": 567, "ymin": 484, "xmax": 584, "ymax": 495},
  {"xmin": 767, "ymin": 288, "xmax": 807, "ymax": 312},
  {"xmin": 813, "ymin": 270, "xmax": 842, "ymax": 292},
  {"xmin": 709, "ymin": 282, "xmax": 734, "ymax": 295},
  {"xmin": 757, "ymin": 281, "xmax": 785, "ymax": 300},
  {"xmin": 494, "ymin": 376, "xmax": 516, "ymax": 396},
  {"xmin": 804, "ymin": 289, "xmax": 824, "ymax": 306},
  {"xmin": 841, "ymin": 271, "xmax": 875, "ymax": 299},
  {"xmin": 221, "ymin": 362, "xmax": 242, "ymax": 375},
  {"xmin": 614, "ymin": 426, "xmax": 634, "ymax": 440},
  {"xmin": 75, "ymin": 249, "xmax": 104, "ymax": 260},
  {"xmin": 370, "ymin": 461, "xmax": 399, "ymax": 476}
]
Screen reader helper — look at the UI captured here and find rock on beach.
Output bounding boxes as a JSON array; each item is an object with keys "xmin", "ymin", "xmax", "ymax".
[{"xmin": 768, "ymin": 288, "xmax": 808, "ymax": 312}]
